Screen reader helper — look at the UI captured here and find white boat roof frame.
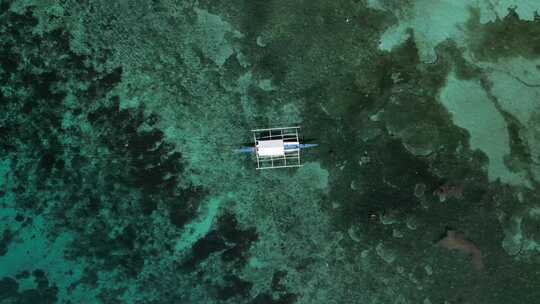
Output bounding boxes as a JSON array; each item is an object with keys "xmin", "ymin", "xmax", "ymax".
[{"xmin": 251, "ymin": 126, "xmax": 302, "ymax": 170}]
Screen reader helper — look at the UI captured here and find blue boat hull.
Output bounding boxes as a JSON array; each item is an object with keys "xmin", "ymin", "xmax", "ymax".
[{"xmin": 236, "ymin": 144, "xmax": 318, "ymax": 154}]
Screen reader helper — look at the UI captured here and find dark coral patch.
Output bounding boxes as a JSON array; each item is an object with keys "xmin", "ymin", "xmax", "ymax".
[
  {"xmin": 87, "ymin": 96, "xmax": 189, "ymax": 215},
  {"xmin": 0, "ymin": 229, "xmax": 14, "ymax": 256},
  {"xmin": 87, "ymin": 67, "xmax": 123, "ymax": 99},
  {"xmin": 216, "ymin": 275, "xmax": 253, "ymax": 301},
  {"xmin": 0, "ymin": 277, "xmax": 19, "ymax": 301},
  {"xmin": 181, "ymin": 213, "xmax": 258, "ymax": 271},
  {"xmin": 271, "ymin": 270, "xmax": 288, "ymax": 292},
  {"xmin": 169, "ymin": 186, "xmax": 206, "ymax": 229},
  {"xmin": 467, "ymin": 8, "xmax": 540, "ymax": 60},
  {"xmin": 250, "ymin": 293, "xmax": 298, "ymax": 304},
  {"xmin": 0, "ymin": 271, "xmax": 58, "ymax": 304},
  {"xmin": 218, "ymin": 213, "xmax": 258, "ymax": 265},
  {"xmin": 192, "ymin": 231, "xmax": 228, "ymax": 262}
]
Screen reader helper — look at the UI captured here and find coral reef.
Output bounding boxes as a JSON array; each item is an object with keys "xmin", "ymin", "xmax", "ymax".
[{"xmin": 1, "ymin": 0, "xmax": 540, "ymax": 303}]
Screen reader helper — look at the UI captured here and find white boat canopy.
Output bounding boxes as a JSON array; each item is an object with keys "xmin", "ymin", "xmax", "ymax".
[{"xmin": 257, "ymin": 139, "xmax": 285, "ymax": 157}]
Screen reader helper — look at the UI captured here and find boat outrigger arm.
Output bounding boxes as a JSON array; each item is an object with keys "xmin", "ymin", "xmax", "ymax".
[{"xmin": 236, "ymin": 126, "xmax": 319, "ymax": 169}]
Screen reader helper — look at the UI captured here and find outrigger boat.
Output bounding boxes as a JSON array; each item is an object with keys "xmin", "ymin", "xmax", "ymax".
[{"xmin": 236, "ymin": 126, "xmax": 318, "ymax": 169}]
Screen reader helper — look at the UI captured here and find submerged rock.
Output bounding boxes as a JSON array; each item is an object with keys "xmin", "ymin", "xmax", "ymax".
[
  {"xmin": 502, "ymin": 206, "xmax": 540, "ymax": 261},
  {"xmin": 376, "ymin": 242, "xmax": 397, "ymax": 264}
]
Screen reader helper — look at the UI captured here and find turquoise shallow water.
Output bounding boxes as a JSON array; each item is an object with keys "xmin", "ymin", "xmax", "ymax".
[{"xmin": 1, "ymin": 1, "xmax": 540, "ymax": 303}]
